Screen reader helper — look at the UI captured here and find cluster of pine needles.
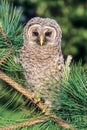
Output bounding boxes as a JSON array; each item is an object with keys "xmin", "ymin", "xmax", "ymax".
[{"xmin": 0, "ymin": 1, "xmax": 87, "ymax": 130}]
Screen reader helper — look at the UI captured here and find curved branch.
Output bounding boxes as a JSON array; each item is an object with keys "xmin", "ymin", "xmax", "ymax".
[
  {"xmin": 0, "ymin": 48, "xmax": 12, "ymax": 66},
  {"xmin": 0, "ymin": 22, "xmax": 13, "ymax": 66},
  {"xmin": 0, "ymin": 115, "xmax": 50, "ymax": 130},
  {"xmin": 0, "ymin": 114, "xmax": 76, "ymax": 130},
  {"xmin": 0, "ymin": 22, "xmax": 11, "ymax": 45},
  {"xmin": 0, "ymin": 70, "xmax": 47, "ymax": 112},
  {"xmin": 51, "ymin": 115, "xmax": 76, "ymax": 130}
]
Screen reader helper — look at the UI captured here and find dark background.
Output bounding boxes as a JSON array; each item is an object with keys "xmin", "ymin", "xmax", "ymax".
[{"xmin": 8, "ymin": 0, "xmax": 87, "ymax": 64}]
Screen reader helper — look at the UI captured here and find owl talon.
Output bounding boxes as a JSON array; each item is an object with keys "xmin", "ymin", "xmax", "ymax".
[
  {"xmin": 42, "ymin": 105, "xmax": 51, "ymax": 115},
  {"xmin": 32, "ymin": 93, "xmax": 41, "ymax": 103}
]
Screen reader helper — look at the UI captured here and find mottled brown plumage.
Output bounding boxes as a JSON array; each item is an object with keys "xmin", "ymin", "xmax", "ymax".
[{"xmin": 20, "ymin": 17, "xmax": 64, "ymax": 107}]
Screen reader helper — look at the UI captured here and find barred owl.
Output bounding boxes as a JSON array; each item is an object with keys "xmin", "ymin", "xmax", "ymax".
[{"xmin": 20, "ymin": 17, "xmax": 64, "ymax": 107}]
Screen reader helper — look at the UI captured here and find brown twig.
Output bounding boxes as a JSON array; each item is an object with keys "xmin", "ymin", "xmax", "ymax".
[
  {"xmin": 0, "ymin": 22, "xmax": 12, "ymax": 66},
  {"xmin": 0, "ymin": 70, "xmax": 47, "ymax": 112},
  {"xmin": 51, "ymin": 115, "xmax": 76, "ymax": 130},
  {"xmin": 0, "ymin": 115, "xmax": 50, "ymax": 130},
  {"xmin": 0, "ymin": 114, "xmax": 76, "ymax": 130},
  {"xmin": 0, "ymin": 48, "xmax": 12, "ymax": 66},
  {"xmin": 0, "ymin": 22, "xmax": 11, "ymax": 45}
]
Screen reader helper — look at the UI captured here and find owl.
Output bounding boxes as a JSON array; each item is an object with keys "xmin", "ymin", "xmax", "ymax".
[{"xmin": 20, "ymin": 17, "xmax": 64, "ymax": 107}]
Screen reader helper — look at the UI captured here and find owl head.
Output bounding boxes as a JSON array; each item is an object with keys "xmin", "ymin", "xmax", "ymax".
[{"xmin": 24, "ymin": 17, "xmax": 62, "ymax": 46}]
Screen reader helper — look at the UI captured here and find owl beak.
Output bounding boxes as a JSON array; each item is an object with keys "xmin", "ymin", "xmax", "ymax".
[{"xmin": 40, "ymin": 35, "xmax": 44, "ymax": 46}]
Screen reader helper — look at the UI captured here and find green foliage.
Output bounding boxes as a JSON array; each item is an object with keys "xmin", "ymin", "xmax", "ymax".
[
  {"xmin": 0, "ymin": 81, "xmax": 41, "ymax": 128},
  {"xmin": 0, "ymin": 0, "xmax": 24, "ymax": 85},
  {"xmin": 52, "ymin": 63, "xmax": 87, "ymax": 129},
  {"xmin": 0, "ymin": 0, "xmax": 23, "ymax": 50}
]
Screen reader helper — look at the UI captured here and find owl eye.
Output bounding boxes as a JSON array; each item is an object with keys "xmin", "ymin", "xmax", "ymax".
[
  {"xmin": 32, "ymin": 31, "xmax": 39, "ymax": 36},
  {"xmin": 45, "ymin": 31, "xmax": 52, "ymax": 37}
]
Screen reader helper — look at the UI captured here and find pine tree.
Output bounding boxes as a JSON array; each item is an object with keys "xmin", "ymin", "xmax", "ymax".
[{"xmin": 0, "ymin": 1, "xmax": 87, "ymax": 130}]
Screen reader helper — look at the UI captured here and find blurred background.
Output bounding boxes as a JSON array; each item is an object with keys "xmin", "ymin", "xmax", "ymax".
[{"xmin": 7, "ymin": 0, "xmax": 87, "ymax": 64}]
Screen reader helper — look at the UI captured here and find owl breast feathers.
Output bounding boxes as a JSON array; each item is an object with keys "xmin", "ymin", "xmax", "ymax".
[{"xmin": 20, "ymin": 17, "xmax": 64, "ymax": 106}]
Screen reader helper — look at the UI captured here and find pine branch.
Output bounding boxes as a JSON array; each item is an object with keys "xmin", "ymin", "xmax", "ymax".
[
  {"xmin": 0, "ymin": 70, "xmax": 47, "ymax": 112},
  {"xmin": 0, "ymin": 0, "xmax": 23, "ymax": 50},
  {"xmin": 0, "ymin": 115, "xmax": 50, "ymax": 130},
  {"xmin": 0, "ymin": 22, "xmax": 11, "ymax": 46},
  {"xmin": 0, "ymin": 114, "xmax": 76, "ymax": 130},
  {"xmin": 53, "ymin": 63, "xmax": 87, "ymax": 129},
  {"xmin": 0, "ymin": 18, "xmax": 12, "ymax": 66},
  {"xmin": 0, "ymin": 48, "xmax": 12, "ymax": 66},
  {"xmin": 52, "ymin": 115, "xmax": 76, "ymax": 130}
]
